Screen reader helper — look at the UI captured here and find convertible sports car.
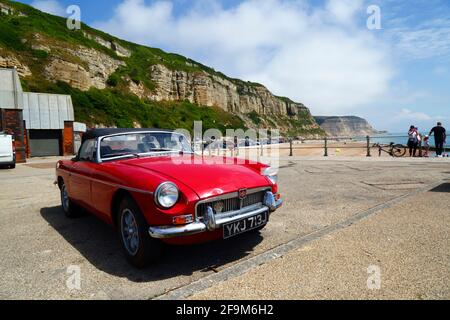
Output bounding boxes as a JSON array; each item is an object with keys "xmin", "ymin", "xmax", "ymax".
[{"xmin": 56, "ymin": 129, "xmax": 282, "ymax": 268}]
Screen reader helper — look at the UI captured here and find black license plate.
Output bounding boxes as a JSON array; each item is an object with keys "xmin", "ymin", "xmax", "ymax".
[{"xmin": 223, "ymin": 211, "xmax": 268, "ymax": 239}]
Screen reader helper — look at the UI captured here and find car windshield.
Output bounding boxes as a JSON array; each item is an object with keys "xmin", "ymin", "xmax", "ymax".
[{"xmin": 100, "ymin": 132, "xmax": 192, "ymax": 160}]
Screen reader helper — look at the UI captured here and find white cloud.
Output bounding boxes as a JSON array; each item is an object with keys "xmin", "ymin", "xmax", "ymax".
[
  {"xmin": 386, "ymin": 18, "xmax": 450, "ymax": 60},
  {"xmin": 93, "ymin": 0, "xmax": 392, "ymax": 114},
  {"xmin": 395, "ymin": 108, "xmax": 432, "ymax": 121},
  {"xmin": 325, "ymin": 0, "xmax": 363, "ymax": 26},
  {"xmin": 31, "ymin": 0, "xmax": 65, "ymax": 16}
]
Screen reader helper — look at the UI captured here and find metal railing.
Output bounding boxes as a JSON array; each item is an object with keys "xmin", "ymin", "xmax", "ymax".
[{"xmin": 194, "ymin": 135, "xmax": 448, "ymax": 158}]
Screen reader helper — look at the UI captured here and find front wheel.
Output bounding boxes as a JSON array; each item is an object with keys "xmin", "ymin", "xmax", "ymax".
[
  {"xmin": 391, "ymin": 145, "xmax": 407, "ymax": 157},
  {"xmin": 60, "ymin": 180, "xmax": 79, "ymax": 218},
  {"xmin": 118, "ymin": 196, "xmax": 162, "ymax": 268}
]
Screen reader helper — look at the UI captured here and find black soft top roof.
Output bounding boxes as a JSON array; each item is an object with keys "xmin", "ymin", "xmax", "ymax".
[{"xmin": 82, "ymin": 128, "xmax": 174, "ymax": 142}]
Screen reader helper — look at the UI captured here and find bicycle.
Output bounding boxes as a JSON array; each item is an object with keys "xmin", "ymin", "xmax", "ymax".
[{"xmin": 373, "ymin": 143, "xmax": 407, "ymax": 157}]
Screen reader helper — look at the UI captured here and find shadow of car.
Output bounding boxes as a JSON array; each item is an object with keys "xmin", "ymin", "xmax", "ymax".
[
  {"xmin": 429, "ymin": 183, "xmax": 450, "ymax": 193},
  {"xmin": 40, "ymin": 206, "xmax": 264, "ymax": 282}
]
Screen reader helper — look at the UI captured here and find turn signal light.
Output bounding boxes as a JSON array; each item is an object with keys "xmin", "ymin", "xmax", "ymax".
[
  {"xmin": 275, "ymin": 193, "xmax": 281, "ymax": 200},
  {"xmin": 173, "ymin": 215, "xmax": 193, "ymax": 226}
]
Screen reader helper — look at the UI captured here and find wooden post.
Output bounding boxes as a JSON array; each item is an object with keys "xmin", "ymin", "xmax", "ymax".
[
  {"xmin": 419, "ymin": 139, "xmax": 423, "ymax": 157},
  {"xmin": 289, "ymin": 138, "xmax": 293, "ymax": 157},
  {"xmin": 324, "ymin": 137, "xmax": 328, "ymax": 157},
  {"xmin": 63, "ymin": 121, "xmax": 74, "ymax": 156},
  {"xmin": 366, "ymin": 136, "xmax": 371, "ymax": 157}
]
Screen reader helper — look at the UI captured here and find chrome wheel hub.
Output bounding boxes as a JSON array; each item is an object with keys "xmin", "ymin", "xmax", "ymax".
[
  {"xmin": 61, "ymin": 185, "xmax": 69, "ymax": 212},
  {"xmin": 121, "ymin": 209, "xmax": 139, "ymax": 256}
]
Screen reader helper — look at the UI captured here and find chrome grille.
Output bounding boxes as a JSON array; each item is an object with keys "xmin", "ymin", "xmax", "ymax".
[
  {"xmin": 243, "ymin": 191, "xmax": 265, "ymax": 208},
  {"xmin": 197, "ymin": 190, "xmax": 267, "ymax": 217}
]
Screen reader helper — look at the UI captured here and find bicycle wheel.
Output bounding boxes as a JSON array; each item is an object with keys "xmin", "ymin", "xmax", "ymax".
[{"xmin": 391, "ymin": 144, "xmax": 407, "ymax": 157}]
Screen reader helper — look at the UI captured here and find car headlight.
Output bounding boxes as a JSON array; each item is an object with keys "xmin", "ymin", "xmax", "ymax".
[
  {"xmin": 263, "ymin": 167, "xmax": 278, "ymax": 184},
  {"xmin": 155, "ymin": 182, "xmax": 179, "ymax": 209}
]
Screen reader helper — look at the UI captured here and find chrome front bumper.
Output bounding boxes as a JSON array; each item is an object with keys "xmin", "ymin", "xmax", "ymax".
[{"xmin": 149, "ymin": 193, "xmax": 282, "ymax": 239}]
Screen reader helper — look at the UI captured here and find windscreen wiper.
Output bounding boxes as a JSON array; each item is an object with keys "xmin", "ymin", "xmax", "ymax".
[
  {"xmin": 147, "ymin": 148, "xmax": 173, "ymax": 152},
  {"xmin": 102, "ymin": 153, "xmax": 140, "ymax": 159}
]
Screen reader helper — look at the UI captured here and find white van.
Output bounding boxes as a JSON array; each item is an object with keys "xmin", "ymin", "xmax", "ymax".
[{"xmin": 0, "ymin": 133, "xmax": 16, "ymax": 169}]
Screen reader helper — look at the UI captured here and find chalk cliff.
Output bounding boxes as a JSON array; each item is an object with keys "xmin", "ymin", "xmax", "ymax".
[{"xmin": 314, "ymin": 116, "xmax": 379, "ymax": 137}]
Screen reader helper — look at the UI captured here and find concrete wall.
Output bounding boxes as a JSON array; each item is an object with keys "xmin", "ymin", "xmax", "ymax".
[{"xmin": 0, "ymin": 68, "xmax": 23, "ymax": 110}]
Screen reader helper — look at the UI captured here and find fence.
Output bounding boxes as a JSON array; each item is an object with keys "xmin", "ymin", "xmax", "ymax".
[{"xmin": 194, "ymin": 135, "xmax": 448, "ymax": 158}]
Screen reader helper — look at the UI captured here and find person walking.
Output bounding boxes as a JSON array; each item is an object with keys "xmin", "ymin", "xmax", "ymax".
[
  {"xmin": 429, "ymin": 122, "xmax": 447, "ymax": 157},
  {"xmin": 407, "ymin": 125, "xmax": 419, "ymax": 157}
]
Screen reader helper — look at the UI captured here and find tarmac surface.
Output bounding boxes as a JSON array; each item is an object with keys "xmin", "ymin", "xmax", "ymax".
[
  {"xmin": 0, "ymin": 156, "xmax": 448, "ymax": 299},
  {"xmin": 189, "ymin": 185, "xmax": 450, "ymax": 299}
]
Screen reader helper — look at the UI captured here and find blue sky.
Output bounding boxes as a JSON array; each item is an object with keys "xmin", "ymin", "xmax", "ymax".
[{"xmin": 18, "ymin": 0, "xmax": 450, "ymax": 133}]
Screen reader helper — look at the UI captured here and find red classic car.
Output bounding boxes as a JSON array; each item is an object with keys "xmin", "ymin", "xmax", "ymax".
[{"xmin": 56, "ymin": 129, "xmax": 282, "ymax": 268}]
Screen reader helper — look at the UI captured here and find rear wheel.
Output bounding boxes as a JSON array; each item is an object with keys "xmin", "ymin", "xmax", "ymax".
[
  {"xmin": 391, "ymin": 145, "xmax": 407, "ymax": 157},
  {"xmin": 60, "ymin": 180, "xmax": 79, "ymax": 218},
  {"xmin": 118, "ymin": 196, "xmax": 162, "ymax": 268}
]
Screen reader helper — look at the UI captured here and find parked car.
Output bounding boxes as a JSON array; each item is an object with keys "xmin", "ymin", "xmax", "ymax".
[
  {"xmin": 55, "ymin": 129, "xmax": 282, "ymax": 268},
  {"xmin": 0, "ymin": 132, "xmax": 16, "ymax": 169},
  {"xmin": 240, "ymin": 137, "xmax": 259, "ymax": 147}
]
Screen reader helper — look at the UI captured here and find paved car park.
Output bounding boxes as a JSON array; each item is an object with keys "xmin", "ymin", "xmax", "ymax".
[{"xmin": 0, "ymin": 156, "xmax": 449, "ymax": 299}]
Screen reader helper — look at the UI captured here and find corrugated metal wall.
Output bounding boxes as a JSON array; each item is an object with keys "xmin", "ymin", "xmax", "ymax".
[{"xmin": 23, "ymin": 93, "xmax": 74, "ymax": 130}]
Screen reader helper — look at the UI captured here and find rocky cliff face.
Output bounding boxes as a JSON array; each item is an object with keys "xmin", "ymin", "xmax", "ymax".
[
  {"xmin": 31, "ymin": 36, "xmax": 317, "ymax": 132},
  {"xmin": 13, "ymin": 26, "xmax": 310, "ymax": 120},
  {"xmin": 11, "ymin": 31, "xmax": 313, "ymax": 123},
  {"xmin": 314, "ymin": 116, "xmax": 378, "ymax": 137},
  {"xmin": 0, "ymin": 54, "xmax": 31, "ymax": 77},
  {"xmin": 147, "ymin": 64, "xmax": 309, "ymax": 117},
  {"xmin": 43, "ymin": 46, "xmax": 125, "ymax": 91}
]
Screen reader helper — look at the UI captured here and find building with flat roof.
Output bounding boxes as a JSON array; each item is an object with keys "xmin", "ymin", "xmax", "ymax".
[{"xmin": 0, "ymin": 67, "xmax": 85, "ymax": 161}]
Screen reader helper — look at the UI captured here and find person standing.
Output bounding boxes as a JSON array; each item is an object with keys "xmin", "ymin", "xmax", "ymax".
[
  {"xmin": 429, "ymin": 122, "xmax": 447, "ymax": 157},
  {"xmin": 415, "ymin": 127, "xmax": 423, "ymax": 156},
  {"xmin": 407, "ymin": 125, "xmax": 419, "ymax": 157},
  {"xmin": 423, "ymin": 135, "xmax": 430, "ymax": 157}
]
